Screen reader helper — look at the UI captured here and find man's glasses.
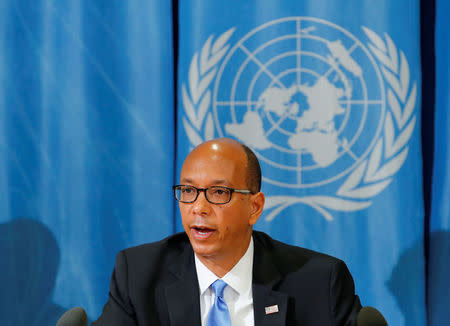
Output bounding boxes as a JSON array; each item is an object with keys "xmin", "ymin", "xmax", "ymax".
[{"xmin": 173, "ymin": 185, "xmax": 253, "ymax": 204}]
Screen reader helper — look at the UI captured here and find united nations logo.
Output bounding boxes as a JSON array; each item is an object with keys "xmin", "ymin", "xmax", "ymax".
[{"xmin": 181, "ymin": 17, "xmax": 417, "ymax": 221}]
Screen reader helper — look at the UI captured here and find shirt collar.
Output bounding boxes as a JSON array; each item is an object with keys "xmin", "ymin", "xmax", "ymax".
[{"xmin": 195, "ymin": 237, "xmax": 254, "ymax": 296}]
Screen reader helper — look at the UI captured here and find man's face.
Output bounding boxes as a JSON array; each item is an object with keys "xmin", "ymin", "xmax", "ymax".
[{"xmin": 179, "ymin": 141, "xmax": 262, "ymax": 268}]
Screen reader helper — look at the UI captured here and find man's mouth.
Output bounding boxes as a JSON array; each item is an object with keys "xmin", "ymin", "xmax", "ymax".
[{"xmin": 191, "ymin": 226, "xmax": 215, "ymax": 239}]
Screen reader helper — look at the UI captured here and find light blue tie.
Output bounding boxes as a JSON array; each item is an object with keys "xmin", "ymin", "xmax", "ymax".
[{"xmin": 207, "ymin": 279, "xmax": 231, "ymax": 326}]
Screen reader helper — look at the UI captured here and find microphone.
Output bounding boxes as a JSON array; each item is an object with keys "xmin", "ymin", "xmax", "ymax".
[
  {"xmin": 357, "ymin": 306, "xmax": 388, "ymax": 326},
  {"xmin": 56, "ymin": 307, "xmax": 88, "ymax": 326}
]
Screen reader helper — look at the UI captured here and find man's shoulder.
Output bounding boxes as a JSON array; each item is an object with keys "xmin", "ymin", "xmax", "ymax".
[
  {"xmin": 252, "ymin": 232, "xmax": 361, "ymax": 324},
  {"xmin": 120, "ymin": 232, "xmax": 191, "ymax": 263},
  {"xmin": 252, "ymin": 230, "xmax": 344, "ymax": 272},
  {"xmin": 252, "ymin": 230, "xmax": 337, "ymax": 258}
]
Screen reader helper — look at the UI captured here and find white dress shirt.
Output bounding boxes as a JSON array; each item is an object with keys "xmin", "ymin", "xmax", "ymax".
[{"xmin": 194, "ymin": 238, "xmax": 254, "ymax": 326}]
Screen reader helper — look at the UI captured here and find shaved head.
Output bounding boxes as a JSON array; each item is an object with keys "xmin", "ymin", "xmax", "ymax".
[{"xmin": 185, "ymin": 138, "xmax": 261, "ymax": 193}]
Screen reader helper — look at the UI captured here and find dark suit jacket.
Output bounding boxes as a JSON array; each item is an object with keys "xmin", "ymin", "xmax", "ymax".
[{"xmin": 92, "ymin": 231, "xmax": 361, "ymax": 326}]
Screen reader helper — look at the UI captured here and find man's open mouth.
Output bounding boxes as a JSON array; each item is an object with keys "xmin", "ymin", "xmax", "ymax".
[{"xmin": 192, "ymin": 226, "xmax": 215, "ymax": 238}]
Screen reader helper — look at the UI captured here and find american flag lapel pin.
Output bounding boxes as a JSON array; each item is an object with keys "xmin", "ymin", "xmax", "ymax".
[{"xmin": 265, "ymin": 304, "xmax": 279, "ymax": 315}]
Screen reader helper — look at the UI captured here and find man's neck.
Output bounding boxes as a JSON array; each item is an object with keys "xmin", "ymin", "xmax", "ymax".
[{"xmin": 195, "ymin": 236, "xmax": 252, "ymax": 278}]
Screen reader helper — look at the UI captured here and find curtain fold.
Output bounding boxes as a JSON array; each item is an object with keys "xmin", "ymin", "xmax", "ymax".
[{"xmin": 428, "ymin": 0, "xmax": 450, "ymax": 324}]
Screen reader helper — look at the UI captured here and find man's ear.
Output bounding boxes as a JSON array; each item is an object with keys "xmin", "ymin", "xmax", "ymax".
[{"xmin": 249, "ymin": 192, "xmax": 265, "ymax": 226}]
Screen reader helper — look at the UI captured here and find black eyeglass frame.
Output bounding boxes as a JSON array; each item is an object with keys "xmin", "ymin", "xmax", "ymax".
[{"xmin": 172, "ymin": 185, "xmax": 254, "ymax": 204}]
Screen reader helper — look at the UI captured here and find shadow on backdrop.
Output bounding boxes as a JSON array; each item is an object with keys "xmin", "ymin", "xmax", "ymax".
[
  {"xmin": 386, "ymin": 236, "xmax": 425, "ymax": 326},
  {"xmin": 387, "ymin": 231, "xmax": 450, "ymax": 326},
  {"xmin": 427, "ymin": 231, "xmax": 450, "ymax": 325},
  {"xmin": 0, "ymin": 218, "xmax": 66, "ymax": 326}
]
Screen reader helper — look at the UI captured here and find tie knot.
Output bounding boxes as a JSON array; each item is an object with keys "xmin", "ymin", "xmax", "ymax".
[{"xmin": 211, "ymin": 279, "xmax": 228, "ymax": 298}]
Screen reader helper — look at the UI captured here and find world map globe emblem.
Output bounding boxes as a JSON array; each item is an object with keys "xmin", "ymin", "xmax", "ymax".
[{"xmin": 213, "ymin": 17, "xmax": 386, "ymax": 188}]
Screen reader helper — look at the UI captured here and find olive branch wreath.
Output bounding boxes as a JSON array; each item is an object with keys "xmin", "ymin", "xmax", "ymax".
[
  {"xmin": 181, "ymin": 26, "xmax": 417, "ymax": 221},
  {"xmin": 182, "ymin": 28, "xmax": 235, "ymax": 145}
]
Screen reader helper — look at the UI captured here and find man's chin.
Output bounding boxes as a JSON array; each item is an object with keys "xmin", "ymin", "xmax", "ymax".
[{"xmin": 190, "ymin": 241, "xmax": 218, "ymax": 258}]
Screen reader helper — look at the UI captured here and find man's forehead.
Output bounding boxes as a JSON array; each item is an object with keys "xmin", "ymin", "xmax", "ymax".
[{"xmin": 181, "ymin": 153, "xmax": 240, "ymax": 176}]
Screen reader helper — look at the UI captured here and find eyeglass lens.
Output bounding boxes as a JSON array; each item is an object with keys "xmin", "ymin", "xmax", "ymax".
[{"xmin": 175, "ymin": 186, "xmax": 232, "ymax": 204}]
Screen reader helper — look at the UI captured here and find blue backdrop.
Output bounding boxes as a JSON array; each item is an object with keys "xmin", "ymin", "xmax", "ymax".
[
  {"xmin": 0, "ymin": 1, "xmax": 446, "ymax": 325},
  {"xmin": 0, "ymin": 1, "xmax": 175, "ymax": 324}
]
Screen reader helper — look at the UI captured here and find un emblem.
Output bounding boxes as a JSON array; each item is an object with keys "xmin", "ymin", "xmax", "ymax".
[{"xmin": 181, "ymin": 17, "xmax": 417, "ymax": 221}]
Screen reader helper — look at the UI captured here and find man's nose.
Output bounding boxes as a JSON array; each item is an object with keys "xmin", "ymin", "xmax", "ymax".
[{"xmin": 192, "ymin": 190, "xmax": 211, "ymax": 215}]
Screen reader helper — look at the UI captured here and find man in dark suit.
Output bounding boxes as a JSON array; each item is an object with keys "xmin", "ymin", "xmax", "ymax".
[{"xmin": 93, "ymin": 138, "xmax": 361, "ymax": 325}]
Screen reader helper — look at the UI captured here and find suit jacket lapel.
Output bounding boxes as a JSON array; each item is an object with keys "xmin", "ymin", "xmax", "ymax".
[
  {"xmin": 163, "ymin": 233, "xmax": 289, "ymax": 326},
  {"xmin": 252, "ymin": 233, "xmax": 288, "ymax": 326},
  {"xmin": 164, "ymin": 244, "xmax": 201, "ymax": 326}
]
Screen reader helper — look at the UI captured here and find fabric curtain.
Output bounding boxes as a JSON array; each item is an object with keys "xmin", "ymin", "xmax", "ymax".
[
  {"xmin": 176, "ymin": 1, "xmax": 424, "ymax": 325},
  {"xmin": 0, "ymin": 1, "xmax": 175, "ymax": 324}
]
